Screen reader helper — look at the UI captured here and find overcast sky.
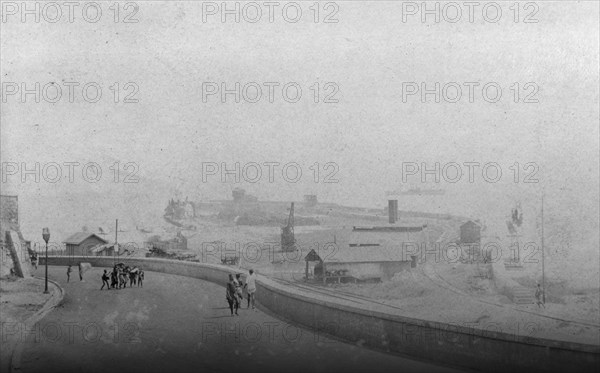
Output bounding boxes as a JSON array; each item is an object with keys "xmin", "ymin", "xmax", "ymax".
[{"xmin": 1, "ymin": 1, "xmax": 598, "ymax": 240}]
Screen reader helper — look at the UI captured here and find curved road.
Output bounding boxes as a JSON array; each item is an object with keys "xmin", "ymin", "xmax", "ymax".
[{"xmin": 18, "ymin": 267, "xmax": 464, "ymax": 373}]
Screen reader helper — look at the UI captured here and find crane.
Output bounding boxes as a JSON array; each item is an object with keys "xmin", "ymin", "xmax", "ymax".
[{"xmin": 281, "ymin": 202, "xmax": 296, "ymax": 252}]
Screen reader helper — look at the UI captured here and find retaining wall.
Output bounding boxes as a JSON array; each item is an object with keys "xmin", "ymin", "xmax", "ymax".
[{"xmin": 41, "ymin": 256, "xmax": 599, "ymax": 373}]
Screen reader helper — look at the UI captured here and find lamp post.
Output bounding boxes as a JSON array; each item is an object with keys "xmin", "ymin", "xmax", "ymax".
[
  {"xmin": 114, "ymin": 219, "xmax": 118, "ymax": 266},
  {"xmin": 42, "ymin": 228, "xmax": 50, "ymax": 294}
]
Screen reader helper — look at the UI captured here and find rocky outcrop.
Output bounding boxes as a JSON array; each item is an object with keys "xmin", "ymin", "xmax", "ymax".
[{"xmin": 1, "ymin": 195, "xmax": 31, "ymax": 278}]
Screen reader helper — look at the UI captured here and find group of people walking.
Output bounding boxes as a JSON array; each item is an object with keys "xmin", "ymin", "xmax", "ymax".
[
  {"xmin": 226, "ymin": 269, "xmax": 256, "ymax": 316},
  {"xmin": 65, "ymin": 263, "xmax": 144, "ymax": 289},
  {"xmin": 101, "ymin": 264, "xmax": 144, "ymax": 290}
]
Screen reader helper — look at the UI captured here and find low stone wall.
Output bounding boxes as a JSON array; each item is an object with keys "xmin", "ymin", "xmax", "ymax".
[
  {"xmin": 41, "ymin": 256, "xmax": 235, "ymax": 285},
  {"xmin": 41, "ymin": 256, "xmax": 599, "ymax": 373}
]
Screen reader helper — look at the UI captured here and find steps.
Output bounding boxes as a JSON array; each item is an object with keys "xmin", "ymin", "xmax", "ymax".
[
  {"xmin": 504, "ymin": 262, "xmax": 524, "ymax": 271},
  {"xmin": 512, "ymin": 287, "xmax": 535, "ymax": 305}
]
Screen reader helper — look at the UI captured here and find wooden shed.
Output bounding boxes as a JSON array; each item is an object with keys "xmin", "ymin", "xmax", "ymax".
[{"xmin": 63, "ymin": 232, "xmax": 108, "ymax": 256}]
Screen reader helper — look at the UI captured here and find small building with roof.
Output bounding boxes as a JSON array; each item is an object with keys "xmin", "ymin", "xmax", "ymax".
[
  {"xmin": 304, "ymin": 224, "xmax": 425, "ymax": 283},
  {"xmin": 305, "ymin": 246, "xmax": 417, "ymax": 283},
  {"xmin": 63, "ymin": 232, "xmax": 108, "ymax": 256},
  {"xmin": 460, "ymin": 220, "xmax": 481, "ymax": 244}
]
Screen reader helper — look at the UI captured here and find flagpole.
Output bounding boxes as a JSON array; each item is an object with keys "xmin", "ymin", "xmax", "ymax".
[{"xmin": 541, "ymin": 192, "xmax": 545, "ymax": 304}]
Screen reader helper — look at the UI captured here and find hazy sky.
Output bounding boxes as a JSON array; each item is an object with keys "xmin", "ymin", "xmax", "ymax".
[{"xmin": 1, "ymin": 1, "xmax": 598, "ymax": 240}]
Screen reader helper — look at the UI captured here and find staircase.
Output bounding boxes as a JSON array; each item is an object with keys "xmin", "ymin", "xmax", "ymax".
[
  {"xmin": 512, "ymin": 287, "xmax": 534, "ymax": 305},
  {"xmin": 504, "ymin": 260, "xmax": 524, "ymax": 271}
]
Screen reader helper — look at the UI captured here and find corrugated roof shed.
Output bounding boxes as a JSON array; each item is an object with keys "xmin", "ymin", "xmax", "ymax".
[
  {"xmin": 338, "ymin": 228, "xmax": 426, "ymax": 248},
  {"xmin": 352, "ymin": 225, "xmax": 426, "ymax": 232}
]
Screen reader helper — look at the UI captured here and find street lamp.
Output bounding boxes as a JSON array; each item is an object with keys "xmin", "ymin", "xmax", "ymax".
[{"xmin": 42, "ymin": 228, "xmax": 50, "ymax": 294}]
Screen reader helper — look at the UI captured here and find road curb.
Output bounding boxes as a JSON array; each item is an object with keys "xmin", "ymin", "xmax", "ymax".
[{"xmin": 9, "ymin": 276, "xmax": 65, "ymax": 373}]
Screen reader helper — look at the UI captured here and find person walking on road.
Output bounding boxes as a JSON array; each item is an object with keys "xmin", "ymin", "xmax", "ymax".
[
  {"xmin": 101, "ymin": 269, "xmax": 110, "ymax": 290},
  {"xmin": 129, "ymin": 268, "xmax": 138, "ymax": 287},
  {"xmin": 78, "ymin": 262, "xmax": 84, "ymax": 282},
  {"xmin": 119, "ymin": 268, "xmax": 127, "ymax": 289},
  {"xmin": 67, "ymin": 265, "xmax": 73, "ymax": 282},
  {"xmin": 138, "ymin": 270, "xmax": 144, "ymax": 287},
  {"xmin": 244, "ymin": 269, "xmax": 257, "ymax": 310},
  {"xmin": 110, "ymin": 267, "xmax": 118, "ymax": 289},
  {"xmin": 535, "ymin": 283, "xmax": 545, "ymax": 308},
  {"xmin": 226, "ymin": 274, "xmax": 239, "ymax": 316},
  {"xmin": 235, "ymin": 273, "xmax": 244, "ymax": 305}
]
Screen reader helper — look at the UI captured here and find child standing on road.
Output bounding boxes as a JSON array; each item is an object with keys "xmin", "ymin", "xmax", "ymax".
[
  {"xmin": 67, "ymin": 265, "xmax": 73, "ymax": 282},
  {"xmin": 138, "ymin": 270, "xmax": 144, "ymax": 287},
  {"xmin": 101, "ymin": 270, "xmax": 110, "ymax": 290}
]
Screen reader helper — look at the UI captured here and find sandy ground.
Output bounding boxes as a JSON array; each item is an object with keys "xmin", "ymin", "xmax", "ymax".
[
  {"xmin": 0, "ymin": 275, "xmax": 56, "ymax": 372},
  {"xmin": 332, "ymin": 265, "xmax": 599, "ymax": 345},
  {"xmin": 0, "ymin": 276, "xmax": 52, "ymax": 322},
  {"xmin": 435, "ymin": 261, "xmax": 600, "ymax": 325}
]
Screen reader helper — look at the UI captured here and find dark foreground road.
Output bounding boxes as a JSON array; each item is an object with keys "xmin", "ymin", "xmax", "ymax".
[{"xmin": 15, "ymin": 267, "xmax": 463, "ymax": 373}]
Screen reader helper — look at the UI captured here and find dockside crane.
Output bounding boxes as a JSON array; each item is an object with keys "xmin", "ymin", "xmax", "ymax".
[{"xmin": 281, "ymin": 202, "xmax": 296, "ymax": 252}]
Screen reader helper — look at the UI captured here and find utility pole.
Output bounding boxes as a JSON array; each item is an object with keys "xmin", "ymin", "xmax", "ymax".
[{"xmin": 541, "ymin": 193, "xmax": 546, "ymax": 304}]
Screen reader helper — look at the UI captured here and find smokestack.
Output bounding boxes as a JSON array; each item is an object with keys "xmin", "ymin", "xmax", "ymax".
[{"xmin": 388, "ymin": 200, "xmax": 398, "ymax": 224}]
